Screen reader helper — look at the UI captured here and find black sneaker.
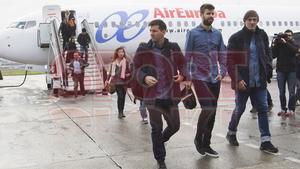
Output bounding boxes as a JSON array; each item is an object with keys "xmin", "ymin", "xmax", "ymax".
[
  {"xmin": 157, "ymin": 160, "xmax": 167, "ymax": 169},
  {"xmin": 226, "ymin": 133, "xmax": 239, "ymax": 146},
  {"xmin": 203, "ymin": 146, "xmax": 219, "ymax": 158},
  {"xmin": 250, "ymin": 107, "xmax": 257, "ymax": 113},
  {"xmin": 260, "ymin": 141, "xmax": 279, "ymax": 154},
  {"xmin": 268, "ymin": 103, "xmax": 274, "ymax": 112},
  {"xmin": 118, "ymin": 112, "xmax": 122, "ymax": 119},
  {"xmin": 194, "ymin": 139, "xmax": 206, "ymax": 156}
]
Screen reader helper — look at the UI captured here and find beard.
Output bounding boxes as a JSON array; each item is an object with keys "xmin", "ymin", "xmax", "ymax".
[{"xmin": 203, "ymin": 18, "xmax": 214, "ymax": 26}]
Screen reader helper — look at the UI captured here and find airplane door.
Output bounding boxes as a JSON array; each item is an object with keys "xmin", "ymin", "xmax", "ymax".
[
  {"xmin": 42, "ymin": 5, "xmax": 61, "ymax": 24},
  {"xmin": 61, "ymin": 10, "xmax": 77, "ymax": 36},
  {"xmin": 61, "ymin": 10, "xmax": 76, "ymax": 22}
]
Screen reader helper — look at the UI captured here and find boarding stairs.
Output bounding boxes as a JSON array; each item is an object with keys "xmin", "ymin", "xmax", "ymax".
[{"xmin": 48, "ymin": 19, "xmax": 105, "ymax": 95}]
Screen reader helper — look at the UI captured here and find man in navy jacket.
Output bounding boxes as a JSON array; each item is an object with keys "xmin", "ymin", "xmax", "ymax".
[
  {"xmin": 132, "ymin": 19, "xmax": 187, "ymax": 169},
  {"xmin": 226, "ymin": 10, "xmax": 278, "ymax": 154}
]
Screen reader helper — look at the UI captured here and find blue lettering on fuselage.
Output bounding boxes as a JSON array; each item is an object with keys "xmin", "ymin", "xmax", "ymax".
[{"xmin": 96, "ymin": 10, "xmax": 149, "ymax": 43}]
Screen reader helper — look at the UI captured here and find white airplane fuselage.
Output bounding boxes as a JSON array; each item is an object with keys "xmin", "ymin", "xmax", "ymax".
[{"xmin": 0, "ymin": 3, "xmax": 300, "ymax": 66}]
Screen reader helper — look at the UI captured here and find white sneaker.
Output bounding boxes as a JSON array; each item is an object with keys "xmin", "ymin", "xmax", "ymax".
[
  {"xmin": 251, "ymin": 112, "xmax": 258, "ymax": 119},
  {"xmin": 141, "ymin": 118, "xmax": 148, "ymax": 124},
  {"xmin": 286, "ymin": 110, "xmax": 295, "ymax": 117},
  {"xmin": 277, "ymin": 110, "xmax": 286, "ymax": 116}
]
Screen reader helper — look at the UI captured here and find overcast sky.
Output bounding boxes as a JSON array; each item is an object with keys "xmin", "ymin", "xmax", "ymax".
[
  {"xmin": 0, "ymin": 0, "xmax": 299, "ymax": 30},
  {"xmin": 0, "ymin": 0, "xmax": 135, "ymax": 30}
]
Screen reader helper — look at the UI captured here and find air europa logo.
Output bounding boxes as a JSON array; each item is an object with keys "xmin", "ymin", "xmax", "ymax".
[
  {"xmin": 154, "ymin": 8, "xmax": 226, "ymax": 19},
  {"xmin": 96, "ymin": 10, "xmax": 149, "ymax": 43}
]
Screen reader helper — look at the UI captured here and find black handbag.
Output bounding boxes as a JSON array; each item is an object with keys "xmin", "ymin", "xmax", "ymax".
[
  {"xmin": 181, "ymin": 87, "xmax": 197, "ymax": 109},
  {"xmin": 108, "ymin": 83, "xmax": 116, "ymax": 94}
]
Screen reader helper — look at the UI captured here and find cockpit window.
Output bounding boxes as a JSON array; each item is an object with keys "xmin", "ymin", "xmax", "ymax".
[
  {"xmin": 8, "ymin": 21, "xmax": 36, "ymax": 29},
  {"xmin": 8, "ymin": 21, "xmax": 26, "ymax": 29},
  {"xmin": 25, "ymin": 21, "xmax": 36, "ymax": 29}
]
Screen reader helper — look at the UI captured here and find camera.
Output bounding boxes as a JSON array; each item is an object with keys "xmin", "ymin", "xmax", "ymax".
[{"xmin": 273, "ymin": 32, "xmax": 288, "ymax": 44}]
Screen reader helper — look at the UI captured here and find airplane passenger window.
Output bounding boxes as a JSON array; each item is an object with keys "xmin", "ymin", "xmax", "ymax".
[
  {"xmin": 266, "ymin": 21, "xmax": 270, "ymax": 26},
  {"xmin": 103, "ymin": 21, "xmax": 108, "ymax": 28},
  {"xmin": 290, "ymin": 21, "xmax": 294, "ymax": 26},
  {"xmin": 192, "ymin": 21, "xmax": 196, "ymax": 27},
  {"xmin": 25, "ymin": 21, "xmax": 36, "ymax": 29},
  {"xmin": 135, "ymin": 21, "xmax": 140, "ymax": 27},
  {"xmin": 272, "ymin": 21, "xmax": 276, "ymax": 26},
  {"xmin": 278, "ymin": 21, "xmax": 282, "ymax": 26},
  {"xmin": 127, "ymin": 21, "xmax": 133, "ymax": 27},
  {"xmin": 177, "ymin": 21, "xmax": 181, "ymax": 27},
  {"xmin": 221, "ymin": 21, "xmax": 225, "ymax": 27},
  {"xmin": 95, "ymin": 22, "xmax": 99, "ymax": 28},
  {"xmin": 284, "ymin": 21, "xmax": 288, "ymax": 26},
  {"xmin": 296, "ymin": 21, "xmax": 299, "ymax": 26},
  {"xmin": 227, "ymin": 21, "xmax": 231, "ymax": 26},
  {"xmin": 258, "ymin": 21, "xmax": 263, "ymax": 27},
  {"xmin": 112, "ymin": 21, "xmax": 116, "ymax": 27},
  {"xmin": 240, "ymin": 21, "xmax": 243, "ymax": 26},
  {"xmin": 119, "ymin": 21, "xmax": 126, "ymax": 28},
  {"xmin": 184, "ymin": 21, "xmax": 188, "ymax": 27},
  {"xmin": 142, "ymin": 21, "xmax": 148, "ymax": 28},
  {"xmin": 168, "ymin": 21, "xmax": 173, "ymax": 27},
  {"xmin": 233, "ymin": 21, "xmax": 237, "ymax": 26}
]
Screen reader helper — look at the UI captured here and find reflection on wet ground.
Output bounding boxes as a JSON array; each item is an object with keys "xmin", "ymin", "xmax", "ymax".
[{"xmin": 0, "ymin": 75, "xmax": 300, "ymax": 169}]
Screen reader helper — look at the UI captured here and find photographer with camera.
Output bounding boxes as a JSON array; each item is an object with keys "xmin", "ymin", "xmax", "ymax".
[{"xmin": 272, "ymin": 29, "xmax": 299, "ymax": 117}]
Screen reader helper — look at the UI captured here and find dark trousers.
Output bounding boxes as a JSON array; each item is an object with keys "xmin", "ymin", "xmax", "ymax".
[
  {"xmin": 146, "ymin": 103, "xmax": 180, "ymax": 162},
  {"xmin": 277, "ymin": 71, "xmax": 296, "ymax": 111},
  {"xmin": 80, "ymin": 46, "xmax": 89, "ymax": 62},
  {"xmin": 193, "ymin": 80, "xmax": 220, "ymax": 147},
  {"xmin": 115, "ymin": 85, "xmax": 126, "ymax": 113},
  {"xmin": 267, "ymin": 89, "xmax": 273, "ymax": 106},
  {"xmin": 73, "ymin": 73, "xmax": 84, "ymax": 96},
  {"xmin": 62, "ymin": 37, "xmax": 68, "ymax": 50},
  {"xmin": 296, "ymin": 78, "xmax": 300, "ymax": 102}
]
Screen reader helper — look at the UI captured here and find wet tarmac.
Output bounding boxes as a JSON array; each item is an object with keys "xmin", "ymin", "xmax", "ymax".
[{"xmin": 0, "ymin": 75, "xmax": 300, "ymax": 169}]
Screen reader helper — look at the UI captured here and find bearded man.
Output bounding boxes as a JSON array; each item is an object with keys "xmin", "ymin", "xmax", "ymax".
[{"xmin": 184, "ymin": 3, "xmax": 227, "ymax": 158}]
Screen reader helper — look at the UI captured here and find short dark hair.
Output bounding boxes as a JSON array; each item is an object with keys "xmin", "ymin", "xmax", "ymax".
[
  {"xmin": 243, "ymin": 10, "xmax": 259, "ymax": 22},
  {"xmin": 148, "ymin": 19, "xmax": 167, "ymax": 31},
  {"xmin": 200, "ymin": 3, "xmax": 215, "ymax": 14},
  {"xmin": 82, "ymin": 28, "xmax": 86, "ymax": 32},
  {"xmin": 285, "ymin": 29, "xmax": 293, "ymax": 34}
]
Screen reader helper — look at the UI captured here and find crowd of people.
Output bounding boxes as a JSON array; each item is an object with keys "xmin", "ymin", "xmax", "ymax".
[
  {"xmin": 57, "ymin": 4, "xmax": 300, "ymax": 169},
  {"xmin": 58, "ymin": 12, "xmax": 91, "ymax": 98}
]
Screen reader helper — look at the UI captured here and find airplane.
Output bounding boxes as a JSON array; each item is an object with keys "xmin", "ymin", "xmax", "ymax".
[{"xmin": 0, "ymin": 2, "xmax": 300, "ymax": 87}]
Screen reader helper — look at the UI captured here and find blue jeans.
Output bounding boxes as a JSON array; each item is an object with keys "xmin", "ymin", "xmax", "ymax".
[
  {"xmin": 139, "ymin": 100, "xmax": 147, "ymax": 119},
  {"xmin": 80, "ymin": 46, "xmax": 89, "ymax": 62},
  {"xmin": 228, "ymin": 87, "xmax": 271, "ymax": 142},
  {"xmin": 277, "ymin": 71, "xmax": 296, "ymax": 111}
]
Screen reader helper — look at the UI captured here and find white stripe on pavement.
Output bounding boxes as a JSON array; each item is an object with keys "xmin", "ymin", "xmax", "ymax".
[
  {"xmin": 245, "ymin": 143, "xmax": 259, "ymax": 149},
  {"xmin": 215, "ymin": 133, "xmax": 226, "ymax": 138},
  {"xmin": 285, "ymin": 157, "xmax": 300, "ymax": 164}
]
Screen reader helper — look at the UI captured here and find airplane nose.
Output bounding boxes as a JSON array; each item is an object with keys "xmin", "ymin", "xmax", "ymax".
[
  {"xmin": 0, "ymin": 30, "xmax": 11, "ymax": 59},
  {"xmin": 0, "ymin": 31, "xmax": 5, "ymax": 58}
]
